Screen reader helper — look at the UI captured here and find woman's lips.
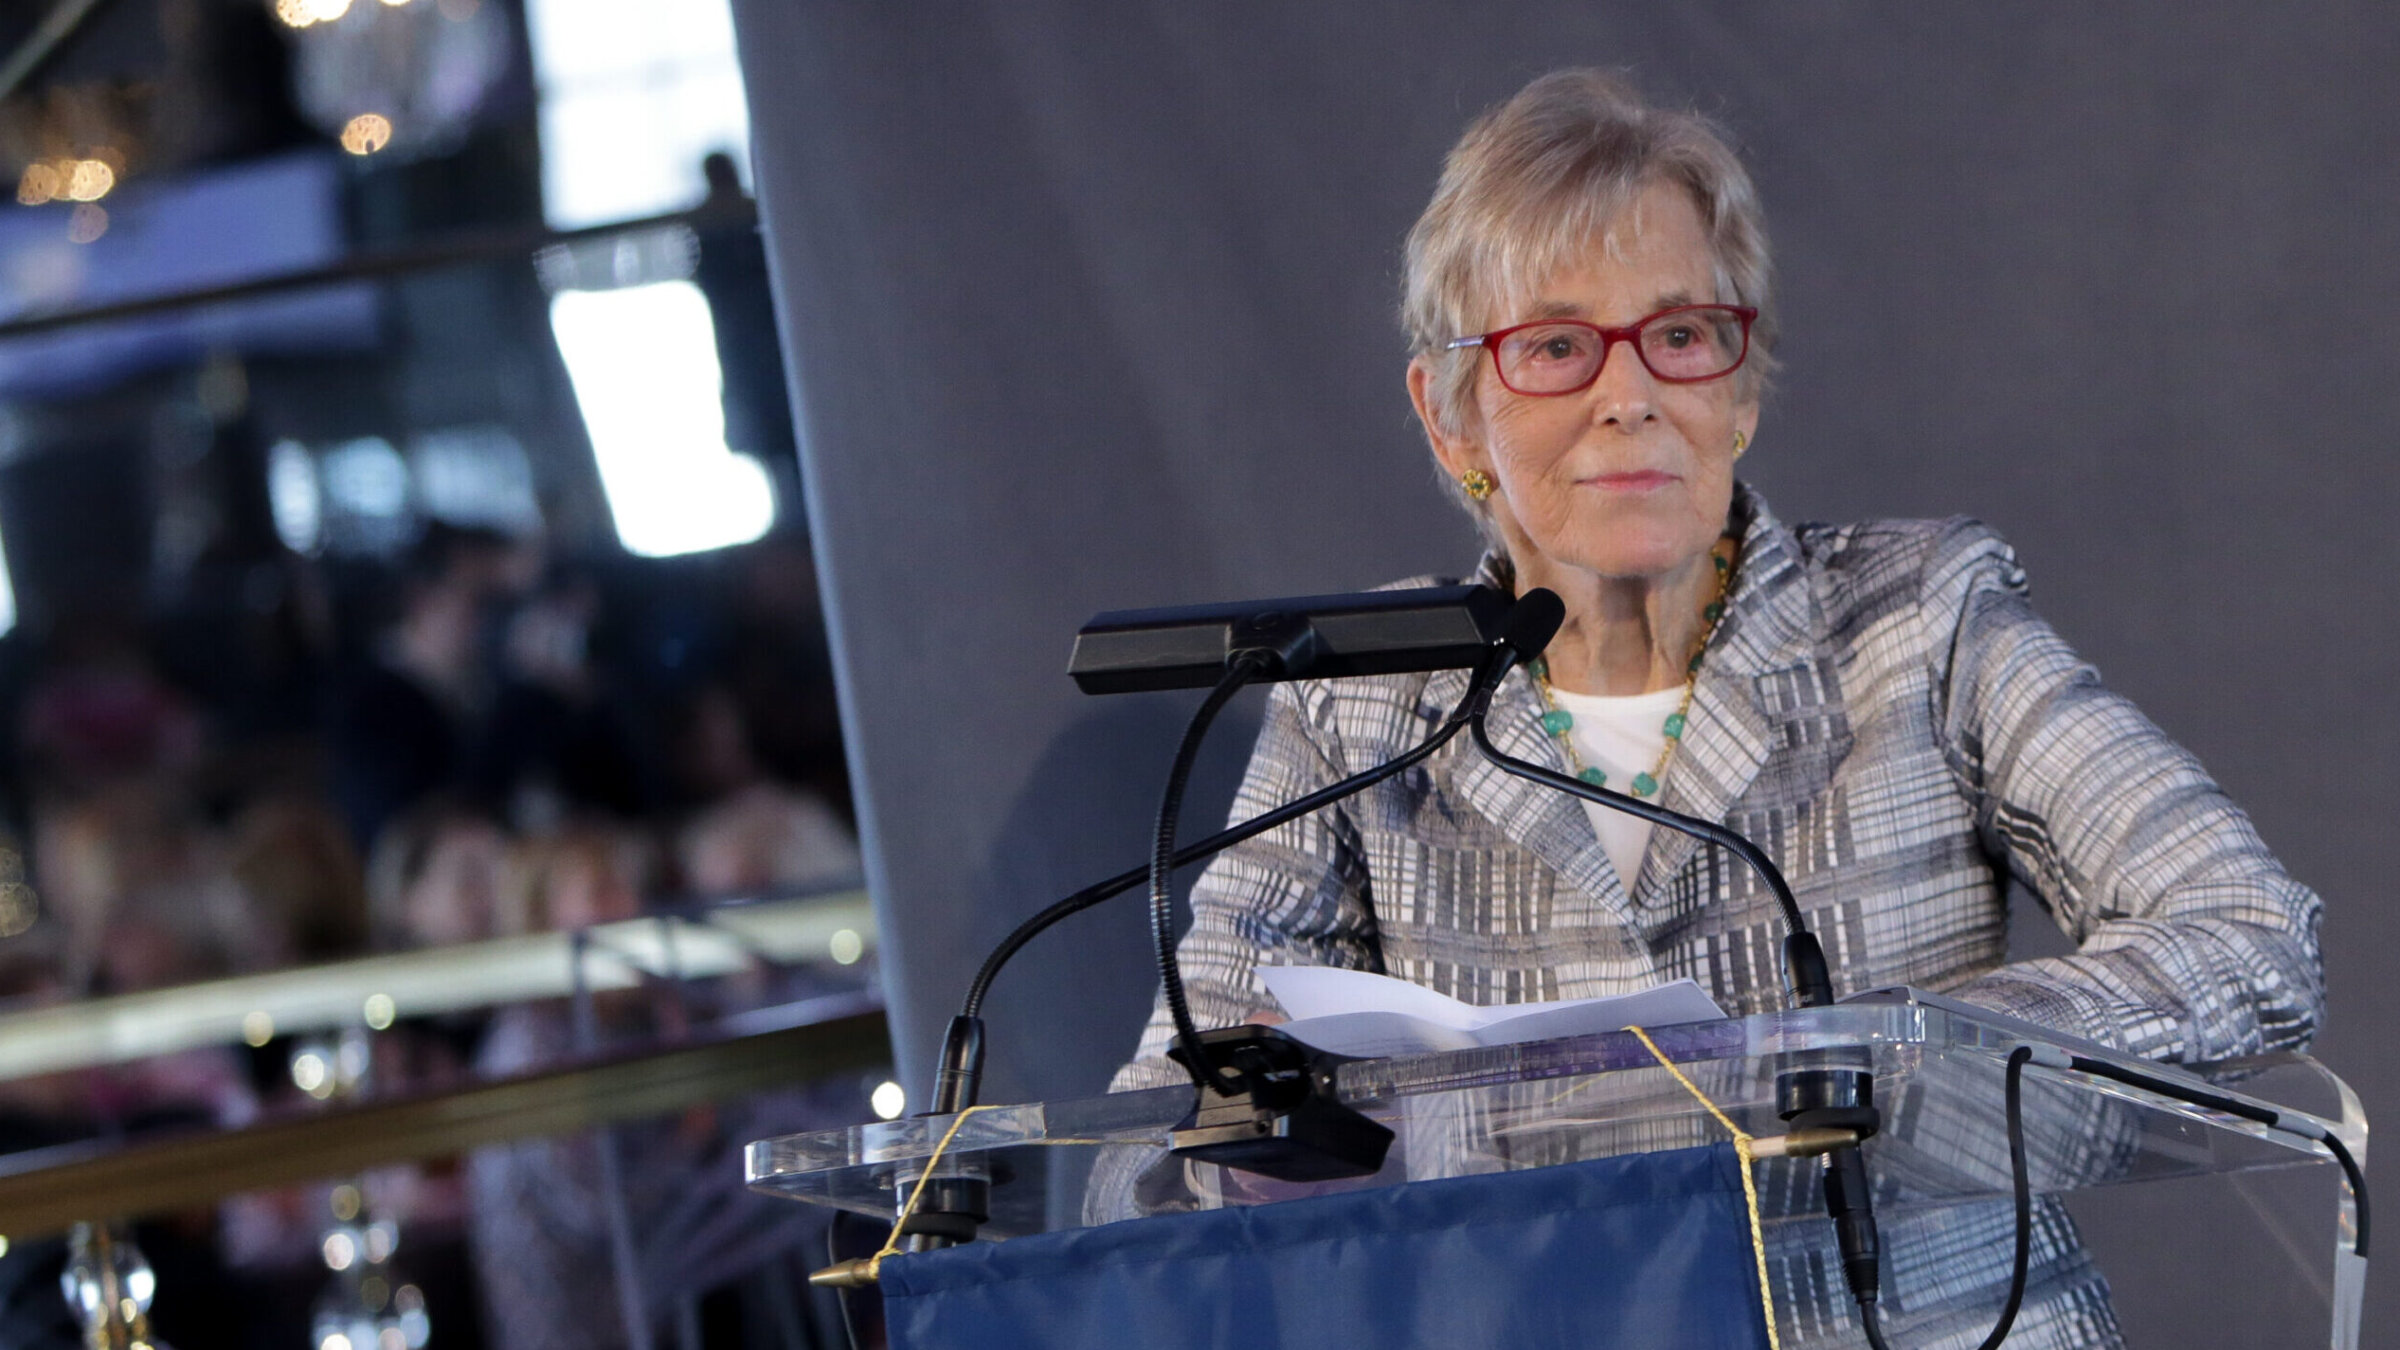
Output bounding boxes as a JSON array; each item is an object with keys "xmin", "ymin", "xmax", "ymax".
[{"xmin": 1582, "ymin": 470, "xmax": 1679, "ymax": 491}]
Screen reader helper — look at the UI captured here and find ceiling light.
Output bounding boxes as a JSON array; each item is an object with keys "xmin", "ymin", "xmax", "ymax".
[
  {"xmin": 63, "ymin": 159, "xmax": 113, "ymax": 202},
  {"xmin": 340, "ymin": 113, "xmax": 393, "ymax": 156},
  {"xmin": 15, "ymin": 163, "xmax": 57, "ymax": 206}
]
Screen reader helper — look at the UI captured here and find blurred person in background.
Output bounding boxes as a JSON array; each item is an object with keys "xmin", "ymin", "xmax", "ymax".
[
  {"xmin": 695, "ymin": 151, "xmax": 808, "ymax": 528},
  {"xmin": 359, "ymin": 797, "xmax": 515, "ymax": 1113},
  {"xmin": 465, "ymin": 816, "xmax": 656, "ymax": 1350},
  {"xmin": 344, "ymin": 800, "xmax": 527, "ymax": 1350},
  {"xmin": 329, "ymin": 523, "xmax": 537, "ymax": 852},
  {"xmin": 18, "ymin": 811, "xmax": 284, "ymax": 1345},
  {"xmin": 474, "ymin": 567, "xmax": 649, "ymax": 831},
  {"xmin": 225, "ymin": 793, "xmax": 370, "ymax": 966},
  {"xmin": 504, "ymin": 817, "xmax": 655, "ymax": 939},
  {"xmin": 721, "ymin": 534, "xmax": 851, "ymax": 823},
  {"xmin": 367, "ymin": 797, "xmax": 517, "ymax": 952},
  {"xmin": 671, "ymin": 683, "xmax": 858, "ymax": 899},
  {"xmin": 32, "ymin": 787, "xmax": 258, "ymax": 996},
  {"xmin": 17, "ymin": 611, "xmax": 205, "ymax": 801},
  {"xmin": 45, "ymin": 801, "xmax": 261, "ymax": 1127}
]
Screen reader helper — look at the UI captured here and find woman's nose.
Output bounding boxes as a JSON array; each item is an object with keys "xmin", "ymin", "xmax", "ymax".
[{"xmin": 1586, "ymin": 338, "xmax": 1659, "ymax": 427}]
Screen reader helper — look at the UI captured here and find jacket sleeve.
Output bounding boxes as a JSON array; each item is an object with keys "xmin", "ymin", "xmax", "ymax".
[
  {"xmin": 1105, "ymin": 678, "xmax": 1386, "ymax": 1092},
  {"xmin": 1930, "ymin": 521, "xmax": 2324, "ymax": 1062}
]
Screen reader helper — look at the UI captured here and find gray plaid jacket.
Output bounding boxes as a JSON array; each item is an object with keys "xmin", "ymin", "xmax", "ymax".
[{"xmin": 1101, "ymin": 485, "xmax": 2323, "ymax": 1345}]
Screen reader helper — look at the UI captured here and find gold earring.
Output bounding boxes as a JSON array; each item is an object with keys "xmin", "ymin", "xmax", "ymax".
[
  {"xmin": 1732, "ymin": 430, "xmax": 1749, "ymax": 458},
  {"xmin": 1460, "ymin": 469, "xmax": 1494, "ymax": 501}
]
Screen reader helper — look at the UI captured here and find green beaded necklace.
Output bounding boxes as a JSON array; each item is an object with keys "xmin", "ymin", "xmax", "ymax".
[{"xmin": 1529, "ymin": 538, "xmax": 1736, "ymax": 798}]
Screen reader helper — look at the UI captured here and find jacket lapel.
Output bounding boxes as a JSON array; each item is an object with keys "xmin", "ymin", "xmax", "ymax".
[
  {"xmin": 1433, "ymin": 557, "xmax": 1628, "ymax": 913},
  {"xmin": 1449, "ymin": 664, "xmax": 1631, "ymax": 909},
  {"xmin": 1636, "ymin": 487, "xmax": 1818, "ymax": 898}
]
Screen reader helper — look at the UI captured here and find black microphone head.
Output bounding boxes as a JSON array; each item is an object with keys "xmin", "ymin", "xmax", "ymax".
[{"xmin": 1501, "ymin": 588, "xmax": 1565, "ymax": 660}]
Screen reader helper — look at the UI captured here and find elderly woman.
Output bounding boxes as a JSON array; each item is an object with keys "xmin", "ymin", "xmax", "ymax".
[{"xmin": 1103, "ymin": 69, "xmax": 2322, "ymax": 1347}]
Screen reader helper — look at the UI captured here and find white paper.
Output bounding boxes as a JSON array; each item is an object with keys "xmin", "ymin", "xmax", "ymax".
[{"xmin": 1258, "ymin": 965, "xmax": 1727, "ymax": 1059}]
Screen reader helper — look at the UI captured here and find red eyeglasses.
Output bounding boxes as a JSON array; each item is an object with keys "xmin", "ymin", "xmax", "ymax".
[{"xmin": 1444, "ymin": 304, "xmax": 1758, "ymax": 395}]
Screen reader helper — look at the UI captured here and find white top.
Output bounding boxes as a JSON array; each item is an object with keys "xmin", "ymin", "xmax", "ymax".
[{"xmin": 1544, "ymin": 682, "xmax": 1687, "ymax": 889}]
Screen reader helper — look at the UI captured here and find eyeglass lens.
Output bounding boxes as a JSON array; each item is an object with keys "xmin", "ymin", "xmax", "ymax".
[{"xmin": 1492, "ymin": 307, "xmax": 1747, "ymax": 393}]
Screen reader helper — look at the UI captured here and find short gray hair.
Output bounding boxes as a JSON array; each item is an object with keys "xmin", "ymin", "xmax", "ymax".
[{"xmin": 1402, "ymin": 70, "xmax": 1778, "ymax": 455}]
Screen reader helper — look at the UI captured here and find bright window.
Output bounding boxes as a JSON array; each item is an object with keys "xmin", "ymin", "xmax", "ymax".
[
  {"xmin": 520, "ymin": 0, "xmax": 749, "ymax": 230},
  {"xmin": 267, "ymin": 438, "xmax": 323, "ymax": 554},
  {"xmin": 550, "ymin": 283, "xmax": 773, "ymax": 558},
  {"xmin": 410, "ymin": 426, "xmax": 542, "ymax": 533},
  {"xmin": 0, "ymin": 521, "xmax": 16, "ymax": 638}
]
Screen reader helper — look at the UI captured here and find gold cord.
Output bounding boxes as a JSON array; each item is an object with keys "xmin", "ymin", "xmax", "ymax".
[
  {"xmin": 870, "ymin": 1104, "xmax": 1005, "ymax": 1279},
  {"xmin": 1626, "ymin": 1024, "xmax": 1782, "ymax": 1350}
]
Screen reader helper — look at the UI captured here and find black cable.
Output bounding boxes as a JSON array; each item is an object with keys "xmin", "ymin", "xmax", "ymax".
[
  {"xmin": 1852, "ymin": 1047, "xmax": 2035, "ymax": 1349},
  {"xmin": 1859, "ymin": 1300, "xmax": 1894, "ymax": 1350},
  {"xmin": 2059, "ymin": 1053, "xmax": 2369, "ymax": 1259},
  {"xmin": 1974, "ymin": 1046, "xmax": 2037, "ymax": 1350},
  {"xmin": 2323, "ymin": 1133, "xmax": 2371, "ymax": 1259},
  {"xmin": 934, "ymin": 603, "xmax": 1561, "ymax": 1119},
  {"xmin": 1851, "ymin": 1044, "xmax": 2338, "ymax": 1350},
  {"xmin": 1152, "ymin": 653, "xmax": 1272, "ymax": 1094},
  {"xmin": 927, "ymin": 652, "xmax": 1504, "ymax": 1116}
]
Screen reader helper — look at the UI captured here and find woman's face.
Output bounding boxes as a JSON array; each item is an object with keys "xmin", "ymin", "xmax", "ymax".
[
  {"xmin": 406, "ymin": 821, "xmax": 504, "ymax": 947},
  {"xmin": 1413, "ymin": 181, "xmax": 1759, "ymax": 583}
]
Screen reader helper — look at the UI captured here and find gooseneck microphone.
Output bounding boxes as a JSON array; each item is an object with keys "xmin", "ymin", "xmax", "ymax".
[
  {"xmin": 936, "ymin": 587, "xmax": 1567, "ymax": 1114},
  {"xmin": 895, "ymin": 589, "xmax": 1568, "ymax": 1252},
  {"xmin": 1467, "ymin": 587, "xmax": 1569, "ymax": 717},
  {"xmin": 1143, "ymin": 590, "xmax": 1570, "ymax": 1178},
  {"xmin": 1149, "ymin": 587, "xmax": 1574, "ymax": 1100}
]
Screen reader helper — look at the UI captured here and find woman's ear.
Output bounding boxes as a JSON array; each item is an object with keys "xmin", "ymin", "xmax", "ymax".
[
  {"xmin": 1407, "ymin": 356, "xmax": 1487, "ymax": 482},
  {"xmin": 1735, "ymin": 398, "xmax": 1760, "ymax": 454}
]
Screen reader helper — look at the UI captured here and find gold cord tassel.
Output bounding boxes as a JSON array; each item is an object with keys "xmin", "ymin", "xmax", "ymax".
[{"xmin": 1627, "ymin": 1024, "xmax": 1784, "ymax": 1350}]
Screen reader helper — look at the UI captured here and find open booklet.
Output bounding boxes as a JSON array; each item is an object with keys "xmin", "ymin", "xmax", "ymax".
[{"xmin": 1258, "ymin": 965, "xmax": 1728, "ymax": 1059}]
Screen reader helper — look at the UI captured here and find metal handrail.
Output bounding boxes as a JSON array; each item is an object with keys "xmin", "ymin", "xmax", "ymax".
[
  {"xmin": 0, "ymin": 997, "xmax": 890, "ymax": 1238},
  {"xmin": 0, "ymin": 888, "xmax": 875, "ymax": 1080}
]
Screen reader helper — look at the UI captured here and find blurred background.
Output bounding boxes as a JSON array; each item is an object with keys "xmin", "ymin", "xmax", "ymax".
[{"xmin": 0, "ymin": 0, "xmax": 881, "ymax": 1346}]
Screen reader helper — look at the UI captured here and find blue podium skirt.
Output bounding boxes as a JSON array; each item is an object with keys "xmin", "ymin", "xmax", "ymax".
[{"xmin": 880, "ymin": 1142, "xmax": 1769, "ymax": 1350}]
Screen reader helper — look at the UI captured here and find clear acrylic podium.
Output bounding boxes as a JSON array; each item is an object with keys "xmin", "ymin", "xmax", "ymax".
[{"xmin": 749, "ymin": 989, "xmax": 2366, "ymax": 1347}]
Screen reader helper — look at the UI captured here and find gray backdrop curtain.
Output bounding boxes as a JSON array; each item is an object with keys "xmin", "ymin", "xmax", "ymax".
[{"xmin": 728, "ymin": 3, "xmax": 2400, "ymax": 1337}]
